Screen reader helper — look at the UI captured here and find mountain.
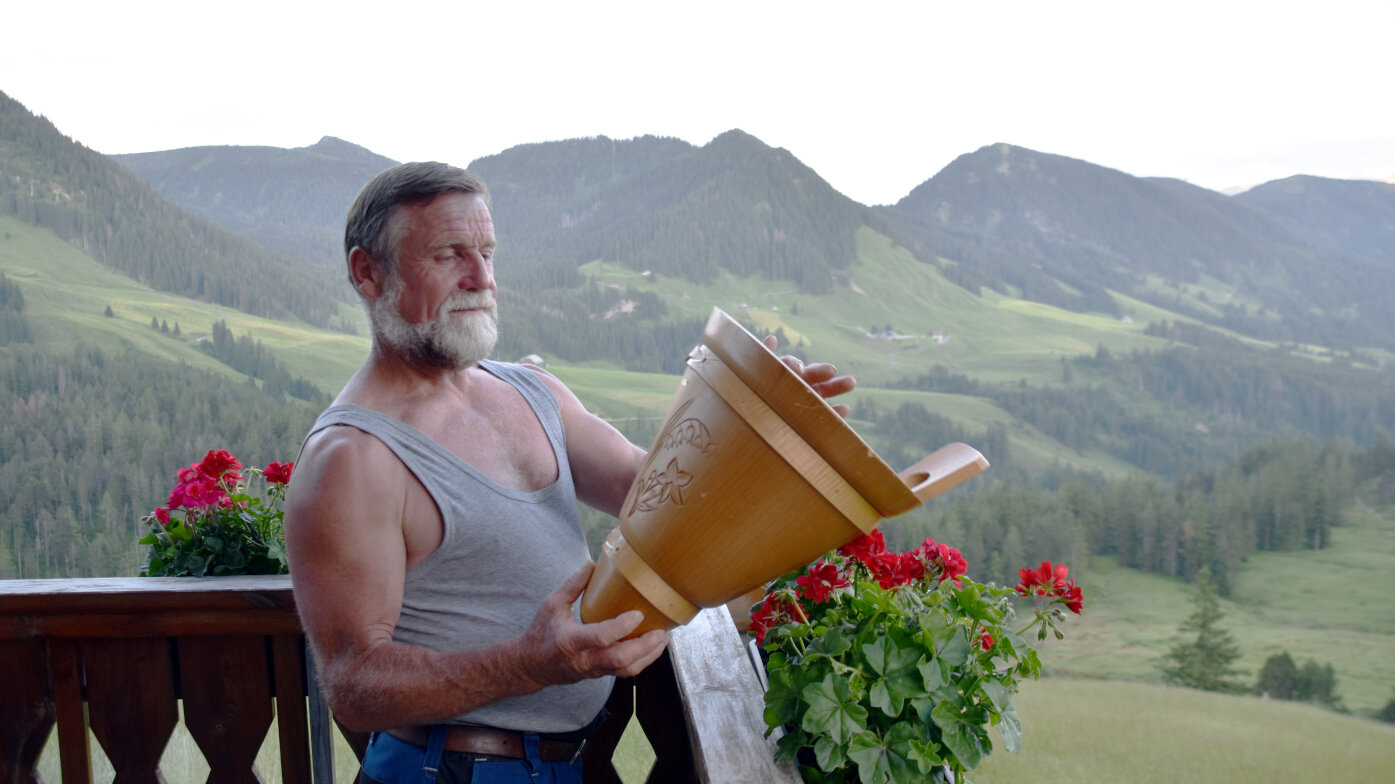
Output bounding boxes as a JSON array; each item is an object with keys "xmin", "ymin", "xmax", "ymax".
[
  {"xmin": 1233, "ymin": 175, "xmax": 1395, "ymax": 269},
  {"xmin": 113, "ymin": 136, "xmax": 397, "ymax": 271},
  {"xmin": 468, "ymin": 129, "xmax": 884, "ymax": 295},
  {"xmin": 0, "ymin": 90, "xmax": 348, "ymax": 327},
  {"xmin": 883, "ymin": 143, "xmax": 1395, "ymax": 350}
]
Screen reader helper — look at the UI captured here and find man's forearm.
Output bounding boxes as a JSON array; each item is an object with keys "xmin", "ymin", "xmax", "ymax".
[{"xmin": 316, "ymin": 635, "xmax": 537, "ymax": 732}]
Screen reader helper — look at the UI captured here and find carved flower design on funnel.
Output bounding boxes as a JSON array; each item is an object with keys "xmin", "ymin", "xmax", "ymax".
[
  {"xmin": 629, "ymin": 399, "xmax": 717, "ymax": 515},
  {"xmin": 635, "ymin": 458, "xmax": 693, "ymax": 510}
]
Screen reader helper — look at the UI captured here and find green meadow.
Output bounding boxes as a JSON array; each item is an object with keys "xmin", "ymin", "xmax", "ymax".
[
  {"xmin": 0, "ymin": 216, "xmax": 368, "ymax": 396},
  {"xmin": 971, "ymin": 678, "xmax": 1395, "ymax": 784},
  {"xmin": 1031, "ymin": 495, "xmax": 1395, "ymax": 717}
]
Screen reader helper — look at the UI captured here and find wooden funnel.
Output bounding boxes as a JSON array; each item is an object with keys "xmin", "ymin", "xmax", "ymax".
[{"xmin": 580, "ymin": 308, "xmax": 989, "ymax": 635}]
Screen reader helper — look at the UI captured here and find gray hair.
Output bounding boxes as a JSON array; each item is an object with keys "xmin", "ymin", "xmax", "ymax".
[{"xmin": 343, "ymin": 162, "xmax": 491, "ymax": 289}]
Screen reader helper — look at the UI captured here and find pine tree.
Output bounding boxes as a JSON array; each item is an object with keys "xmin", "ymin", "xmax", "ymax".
[
  {"xmin": 1255, "ymin": 651, "xmax": 1298, "ymax": 699},
  {"xmin": 1378, "ymin": 693, "xmax": 1395, "ymax": 724},
  {"xmin": 1158, "ymin": 567, "xmax": 1244, "ymax": 692}
]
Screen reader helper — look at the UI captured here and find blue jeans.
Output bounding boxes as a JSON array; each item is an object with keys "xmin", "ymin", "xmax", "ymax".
[{"xmin": 359, "ymin": 727, "xmax": 584, "ymax": 784}]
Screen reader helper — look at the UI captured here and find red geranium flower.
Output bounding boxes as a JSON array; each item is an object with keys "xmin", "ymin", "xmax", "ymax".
[
  {"xmin": 838, "ymin": 530, "xmax": 887, "ymax": 564},
  {"xmin": 196, "ymin": 449, "xmax": 243, "ymax": 483},
  {"xmin": 1016, "ymin": 560, "xmax": 1070, "ymax": 596},
  {"xmin": 865, "ymin": 551, "xmax": 925, "ymax": 589},
  {"xmin": 980, "ymin": 631, "xmax": 994, "ymax": 651},
  {"xmin": 1062, "ymin": 583, "xmax": 1084, "ymax": 615},
  {"xmin": 796, "ymin": 560, "xmax": 849, "ymax": 603},
  {"xmin": 168, "ymin": 477, "xmax": 231, "ymax": 510},
  {"xmin": 749, "ymin": 590, "xmax": 808, "ymax": 645},
  {"xmin": 153, "ymin": 506, "xmax": 171, "ymax": 526},
  {"xmin": 911, "ymin": 538, "xmax": 968, "ymax": 585},
  {"xmin": 263, "ymin": 461, "xmax": 294, "ymax": 485},
  {"xmin": 1015, "ymin": 560, "xmax": 1085, "ymax": 614}
]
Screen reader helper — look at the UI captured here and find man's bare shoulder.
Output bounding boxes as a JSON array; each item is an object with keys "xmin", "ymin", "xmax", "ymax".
[
  {"xmin": 514, "ymin": 362, "xmax": 583, "ymax": 406},
  {"xmin": 291, "ymin": 423, "xmax": 409, "ymax": 505},
  {"xmin": 301, "ymin": 421, "xmax": 394, "ymax": 462}
]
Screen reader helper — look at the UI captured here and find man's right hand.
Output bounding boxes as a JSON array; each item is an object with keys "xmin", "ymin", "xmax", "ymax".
[{"xmin": 513, "ymin": 563, "xmax": 669, "ymax": 689}]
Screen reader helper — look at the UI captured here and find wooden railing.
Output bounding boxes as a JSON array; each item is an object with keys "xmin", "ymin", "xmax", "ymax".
[{"xmin": 0, "ymin": 577, "xmax": 797, "ymax": 784}]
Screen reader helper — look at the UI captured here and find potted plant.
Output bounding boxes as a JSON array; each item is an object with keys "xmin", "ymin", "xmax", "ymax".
[
  {"xmin": 139, "ymin": 449, "xmax": 294, "ymax": 577},
  {"xmin": 749, "ymin": 530, "xmax": 1082, "ymax": 784}
]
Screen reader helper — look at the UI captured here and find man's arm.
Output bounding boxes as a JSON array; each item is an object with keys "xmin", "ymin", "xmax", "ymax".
[
  {"xmin": 527, "ymin": 368, "xmax": 649, "ymax": 517},
  {"xmin": 284, "ymin": 427, "xmax": 666, "ymax": 732}
]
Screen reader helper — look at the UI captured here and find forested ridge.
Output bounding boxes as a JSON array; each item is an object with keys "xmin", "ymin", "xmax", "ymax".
[
  {"xmin": 113, "ymin": 135, "xmax": 398, "ymax": 271},
  {"xmin": 886, "ymin": 322, "xmax": 1395, "ymax": 477},
  {"xmin": 0, "ymin": 270, "xmax": 31, "ymax": 345},
  {"xmin": 0, "ymin": 344, "xmax": 320, "ymax": 578},
  {"xmin": 895, "ymin": 437, "xmax": 1394, "ymax": 595},
  {"xmin": 0, "ymin": 90, "xmax": 346, "ymax": 326}
]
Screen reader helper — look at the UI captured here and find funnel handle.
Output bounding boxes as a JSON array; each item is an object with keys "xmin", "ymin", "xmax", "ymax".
[{"xmin": 898, "ymin": 443, "xmax": 990, "ymax": 505}]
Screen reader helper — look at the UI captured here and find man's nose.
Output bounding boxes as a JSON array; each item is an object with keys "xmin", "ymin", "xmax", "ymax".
[{"xmin": 457, "ymin": 252, "xmax": 492, "ymax": 289}]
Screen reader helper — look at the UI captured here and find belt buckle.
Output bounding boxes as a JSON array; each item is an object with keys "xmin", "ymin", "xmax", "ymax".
[{"xmin": 568, "ymin": 737, "xmax": 588, "ymax": 765}]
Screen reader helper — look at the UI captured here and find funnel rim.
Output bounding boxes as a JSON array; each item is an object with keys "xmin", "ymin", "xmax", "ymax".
[{"xmin": 699, "ymin": 308, "xmax": 920, "ymax": 516}]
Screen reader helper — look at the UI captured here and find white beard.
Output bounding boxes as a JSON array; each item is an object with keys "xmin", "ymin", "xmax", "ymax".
[{"xmin": 369, "ymin": 275, "xmax": 499, "ymax": 369}]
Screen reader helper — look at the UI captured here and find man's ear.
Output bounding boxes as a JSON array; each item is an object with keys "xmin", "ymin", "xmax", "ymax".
[{"xmin": 349, "ymin": 247, "xmax": 384, "ymax": 298}]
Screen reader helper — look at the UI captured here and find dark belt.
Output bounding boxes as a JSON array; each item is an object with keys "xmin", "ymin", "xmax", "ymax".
[{"xmin": 388, "ymin": 725, "xmax": 587, "ymax": 763}]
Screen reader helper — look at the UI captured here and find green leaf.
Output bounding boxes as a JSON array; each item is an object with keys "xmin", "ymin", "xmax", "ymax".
[
  {"xmin": 802, "ymin": 675, "xmax": 868, "ymax": 747},
  {"xmin": 979, "ymin": 679, "xmax": 1012, "ymax": 714},
  {"xmin": 932, "ymin": 700, "xmax": 990, "ymax": 770},
  {"xmin": 864, "ymin": 636, "xmax": 925, "ymax": 717},
  {"xmin": 908, "ymin": 735, "xmax": 944, "ymax": 773},
  {"xmin": 995, "ymin": 706, "xmax": 1023, "ymax": 754},
  {"xmin": 774, "ymin": 728, "xmax": 806, "ymax": 761},
  {"xmin": 848, "ymin": 725, "xmax": 922, "ymax": 784},
  {"xmin": 952, "ymin": 584, "xmax": 999, "ymax": 625},
  {"xmin": 763, "ymin": 665, "xmax": 805, "ymax": 730},
  {"xmin": 224, "ymin": 548, "xmax": 247, "ymax": 568},
  {"xmin": 814, "ymin": 733, "xmax": 847, "ymax": 772},
  {"xmin": 938, "ymin": 628, "xmax": 972, "ymax": 668},
  {"xmin": 810, "ymin": 625, "xmax": 854, "ymax": 658}
]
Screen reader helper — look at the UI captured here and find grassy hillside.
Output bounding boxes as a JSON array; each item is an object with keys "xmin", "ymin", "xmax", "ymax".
[
  {"xmin": 0, "ymin": 216, "xmax": 367, "ymax": 396},
  {"xmin": 1022, "ymin": 495, "xmax": 1395, "ymax": 716},
  {"xmin": 971, "ymin": 678, "xmax": 1395, "ymax": 784},
  {"xmin": 573, "ymin": 227, "xmax": 1172, "ymax": 388}
]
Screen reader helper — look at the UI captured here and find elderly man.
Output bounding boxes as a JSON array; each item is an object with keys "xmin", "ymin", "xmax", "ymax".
[{"xmin": 285, "ymin": 161, "xmax": 854, "ymax": 784}]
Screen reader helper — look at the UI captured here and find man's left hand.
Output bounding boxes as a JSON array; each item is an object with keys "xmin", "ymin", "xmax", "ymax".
[{"xmin": 763, "ymin": 335, "xmax": 856, "ymax": 417}]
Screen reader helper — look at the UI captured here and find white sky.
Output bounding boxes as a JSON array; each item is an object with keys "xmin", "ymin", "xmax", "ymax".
[{"xmin": 4, "ymin": 0, "xmax": 1393, "ymax": 205}]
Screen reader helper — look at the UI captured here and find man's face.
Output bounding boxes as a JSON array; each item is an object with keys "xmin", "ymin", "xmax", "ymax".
[{"xmin": 367, "ymin": 192, "xmax": 499, "ymax": 369}]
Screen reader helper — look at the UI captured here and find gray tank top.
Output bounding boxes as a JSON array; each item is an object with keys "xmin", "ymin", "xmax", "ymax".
[{"xmin": 302, "ymin": 359, "xmax": 611, "ymax": 732}]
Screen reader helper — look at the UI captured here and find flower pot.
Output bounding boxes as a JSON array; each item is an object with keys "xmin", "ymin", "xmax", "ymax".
[{"xmin": 579, "ymin": 308, "xmax": 989, "ymax": 635}]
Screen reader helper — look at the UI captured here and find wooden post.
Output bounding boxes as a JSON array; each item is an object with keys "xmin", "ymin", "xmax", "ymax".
[{"xmin": 666, "ymin": 608, "xmax": 801, "ymax": 783}]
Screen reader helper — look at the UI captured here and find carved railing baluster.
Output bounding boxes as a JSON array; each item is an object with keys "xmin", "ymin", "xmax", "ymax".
[
  {"xmin": 270, "ymin": 635, "xmax": 312, "ymax": 784},
  {"xmin": 49, "ymin": 639, "xmax": 91, "ymax": 784},
  {"xmin": 0, "ymin": 639, "xmax": 56, "ymax": 784},
  {"xmin": 177, "ymin": 635, "xmax": 274, "ymax": 784},
  {"xmin": 82, "ymin": 638, "xmax": 179, "ymax": 784},
  {"xmin": 635, "ymin": 651, "xmax": 700, "ymax": 784},
  {"xmin": 580, "ymin": 676, "xmax": 635, "ymax": 784}
]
